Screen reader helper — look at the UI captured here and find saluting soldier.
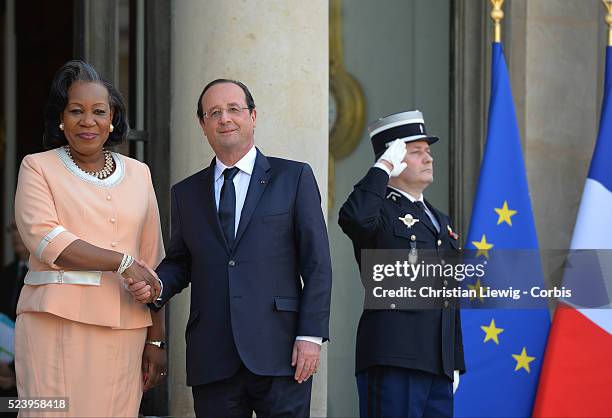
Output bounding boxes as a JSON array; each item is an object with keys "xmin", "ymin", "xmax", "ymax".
[{"xmin": 339, "ymin": 110, "xmax": 465, "ymax": 418}]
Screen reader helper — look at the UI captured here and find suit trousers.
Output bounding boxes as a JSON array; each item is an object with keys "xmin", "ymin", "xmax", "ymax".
[
  {"xmin": 356, "ymin": 366, "xmax": 452, "ymax": 418},
  {"xmin": 192, "ymin": 364, "xmax": 312, "ymax": 418}
]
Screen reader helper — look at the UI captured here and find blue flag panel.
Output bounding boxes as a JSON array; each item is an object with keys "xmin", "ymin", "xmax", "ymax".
[{"xmin": 454, "ymin": 43, "xmax": 551, "ymax": 417}]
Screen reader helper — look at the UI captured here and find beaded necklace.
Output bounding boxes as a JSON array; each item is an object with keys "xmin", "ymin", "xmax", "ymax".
[{"xmin": 64, "ymin": 145, "xmax": 115, "ymax": 179}]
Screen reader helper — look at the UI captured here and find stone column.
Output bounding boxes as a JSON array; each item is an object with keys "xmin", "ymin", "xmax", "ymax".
[
  {"xmin": 496, "ymin": 0, "xmax": 605, "ymax": 290},
  {"xmin": 169, "ymin": 1, "xmax": 329, "ymax": 416},
  {"xmin": 508, "ymin": 0, "xmax": 604, "ymax": 252}
]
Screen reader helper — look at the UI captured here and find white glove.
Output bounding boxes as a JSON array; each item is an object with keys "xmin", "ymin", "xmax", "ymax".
[
  {"xmin": 377, "ymin": 138, "xmax": 407, "ymax": 177},
  {"xmin": 453, "ymin": 370, "xmax": 460, "ymax": 394}
]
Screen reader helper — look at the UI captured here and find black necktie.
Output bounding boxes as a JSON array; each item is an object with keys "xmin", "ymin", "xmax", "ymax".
[
  {"xmin": 414, "ymin": 201, "xmax": 428, "ymax": 214},
  {"xmin": 415, "ymin": 201, "xmax": 439, "ymax": 232},
  {"xmin": 219, "ymin": 167, "xmax": 240, "ymax": 248}
]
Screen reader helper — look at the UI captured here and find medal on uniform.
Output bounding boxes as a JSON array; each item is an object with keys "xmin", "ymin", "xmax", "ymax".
[
  {"xmin": 399, "ymin": 214, "xmax": 419, "ymax": 228},
  {"xmin": 408, "ymin": 235, "xmax": 418, "ymax": 264},
  {"xmin": 408, "ymin": 248, "xmax": 418, "ymax": 264},
  {"xmin": 447, "ymin": 225, "xmax": 459, "ymax": 240}
]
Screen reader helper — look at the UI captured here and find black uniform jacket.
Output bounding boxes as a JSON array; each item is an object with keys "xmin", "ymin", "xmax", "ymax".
[{"xmin": 339, "ymin": 167, "xmax": 465, "ymax": 379}]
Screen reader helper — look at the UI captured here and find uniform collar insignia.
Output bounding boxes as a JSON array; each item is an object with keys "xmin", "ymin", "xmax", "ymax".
[
  {"xmin": 399, "ymin": 214, "xmax": 420, "ymax": 228},
  {"xmin": 386, "ymin": 190, "xmax": 402, "ymax": 203}
]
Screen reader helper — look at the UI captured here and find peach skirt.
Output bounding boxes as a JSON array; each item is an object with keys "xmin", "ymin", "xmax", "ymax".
[{"xmin": 14, "ymin": 312, "xmax": 147, "ymax": 417}]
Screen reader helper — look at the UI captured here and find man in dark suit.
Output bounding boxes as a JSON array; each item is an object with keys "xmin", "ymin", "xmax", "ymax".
[
  {"xmin": 0, "ymin": 222, "xmax": 29, "ymax": 418},
  {"xmin": 130, "ymin": 79, "xmax": 332, "ymax": 417},
  {"xmin": 338, "ymin": 111, "xmax": 465, "ymax": 417}
]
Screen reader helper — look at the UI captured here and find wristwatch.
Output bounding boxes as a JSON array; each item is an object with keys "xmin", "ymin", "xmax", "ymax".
[{"xmin": 145, "ymin": 340, "xmax": 166, "ymax": 349}]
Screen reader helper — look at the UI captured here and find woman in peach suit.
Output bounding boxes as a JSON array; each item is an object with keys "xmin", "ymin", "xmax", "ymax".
[{"xmin": 14, "ymin": 61, "xmax": 166, "ymax": 417}]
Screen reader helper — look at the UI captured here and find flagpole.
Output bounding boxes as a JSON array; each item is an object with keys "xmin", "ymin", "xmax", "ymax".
[
  {"xmin": 490, "ymin": 0, "xmax": 505, "ymax": 43},
  {"xmin": 604, "ymin": 0, "xmax": 612, "ymax": 46}
]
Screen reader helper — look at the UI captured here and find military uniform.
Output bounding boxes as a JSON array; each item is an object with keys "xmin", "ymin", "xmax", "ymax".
[
  {"xmin": 339, "ymin": 166, "xmax": 465, "ymax": 380},
  {"xmin": 339, "ymin": 109, "xmax": 465, "ymax": 417}
]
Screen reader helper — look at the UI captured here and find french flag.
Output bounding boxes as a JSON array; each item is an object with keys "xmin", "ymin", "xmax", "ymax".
[{"xmin": 533, "ymin": 46, "xmax": 612, "ymax": 417}]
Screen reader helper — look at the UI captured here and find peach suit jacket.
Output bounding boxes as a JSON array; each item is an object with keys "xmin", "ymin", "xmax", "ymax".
[{"xmin": 14, "ymin": 147, "xmax": 165, "ymax": 329}]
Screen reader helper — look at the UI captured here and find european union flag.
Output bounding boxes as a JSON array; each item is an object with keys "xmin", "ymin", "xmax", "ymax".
[{"xmin": 454, "ymin": 43, "xmax": 551, "ymax": 417}]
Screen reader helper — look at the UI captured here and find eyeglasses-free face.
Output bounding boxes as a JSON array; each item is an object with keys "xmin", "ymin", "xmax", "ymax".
[
  {"xmin": 397, "ymin": 140, "xmax": 434, "ymax": 189},
  {"xmin": 61, "ymin": 81, "xmax": 114, "ymax": 158}
]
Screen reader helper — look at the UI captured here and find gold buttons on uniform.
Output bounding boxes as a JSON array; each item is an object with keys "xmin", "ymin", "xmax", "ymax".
[
  {"xmin": 437, "ymin": 239, "xmax": 442, "ymax": 246},
  {"xmin": 390, "ymin": 303, "xmax": 396, "ymax": 309},
  {"xmin": 443, "ymin": 280, "xmax": 448, "ymax": 286},
  {"xmin": 411, "ymin": 235, "xmax": 416, "ymax": 242}
]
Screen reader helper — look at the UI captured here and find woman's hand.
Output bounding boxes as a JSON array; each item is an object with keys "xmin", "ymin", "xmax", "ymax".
[{"xmin": 142, "ymin": 343, "xmax": 167, "ymax": 392}]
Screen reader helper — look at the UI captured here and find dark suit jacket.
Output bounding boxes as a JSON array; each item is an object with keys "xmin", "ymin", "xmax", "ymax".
[
  {"xmin": 0, "ymin": 260, "xmax": 26, "ymax": 322},
  {"xmin": 338, "ymin": 167, "xmax": 465, "ymax": 379},
  {"xmin": 156, "ymin": 149, "xmax": 332, "ymax": 386}
]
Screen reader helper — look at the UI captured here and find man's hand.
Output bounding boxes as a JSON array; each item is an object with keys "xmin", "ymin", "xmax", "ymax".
[
  {"xmin": 291, "ymin": 340, "xmax": 321, "ymax": 384},
  {"xmin": 123, "ymin": 260, "xmax": 160, "ymax": 304},
  {"xmin": 378, "ymin": 138, "xmax": 407, "ymax": 177}
]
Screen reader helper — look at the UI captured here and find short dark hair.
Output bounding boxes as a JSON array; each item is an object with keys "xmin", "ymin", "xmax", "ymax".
[
  {"xmin": 196, "ymin": 79, "xmax": 255, "ymax": 121},
  {"xmin": 43, "ymin": 60, "xmax": 129, "ymax": 149}
]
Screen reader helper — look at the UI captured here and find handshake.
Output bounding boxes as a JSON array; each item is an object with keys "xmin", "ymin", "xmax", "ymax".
[{"xmin": 120, "ymin": 259, "xmax": 162, "ymax": 304}]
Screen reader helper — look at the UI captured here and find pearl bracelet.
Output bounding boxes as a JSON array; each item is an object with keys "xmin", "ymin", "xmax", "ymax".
[{"xmin": 117, "ymin": 253, "xmax": 134, "ymax": 275}]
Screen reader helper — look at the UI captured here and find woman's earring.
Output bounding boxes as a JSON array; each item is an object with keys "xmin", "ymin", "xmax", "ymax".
[
  {"xmin": 59, "ymin": 123, "xmax": 64, "ymax": 131},
  {"xmin": 110, "ymin": 124, "xmax": 114, "ymax": 133}
]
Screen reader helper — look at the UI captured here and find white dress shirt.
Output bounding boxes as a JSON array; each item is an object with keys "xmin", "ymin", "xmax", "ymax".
[{"xmin": 213, "ymin": 146, "xmax": 257, "ymax": 234}]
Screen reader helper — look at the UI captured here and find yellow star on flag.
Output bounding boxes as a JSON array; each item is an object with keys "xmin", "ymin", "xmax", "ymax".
[
  {"xmin": 494, "ymin": 201, "xmax": 517, "ymax": 226},
  {"xmin": 480, "ymin": 318, "xmax": 504, "ymax": 344},
  {"xmin": 467, "ymin": 278, "xmax": 488, "ymax": 303},
  {"xmin": 472, "ymin": 234, "xmax": 494, "ymax": 258},
  {"xmin": 512, "ymin": 347, "xmax": 536, "ymax": 373}
]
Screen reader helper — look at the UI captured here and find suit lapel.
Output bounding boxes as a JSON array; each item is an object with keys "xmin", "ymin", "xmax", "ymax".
[
  {"xmin": 233, "ymin": 149, "xmax": 271, "ymax": 249},
  {"xmin": 200, "ymin": 159, "xmax": 231, "ymax": 253}
]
